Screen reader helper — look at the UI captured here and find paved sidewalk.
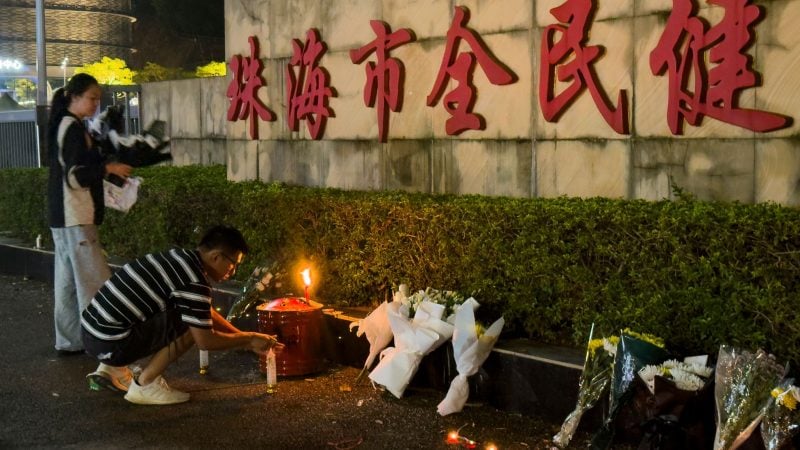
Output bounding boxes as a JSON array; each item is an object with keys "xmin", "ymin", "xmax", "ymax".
[{"xmin": 0, "ymin": 274, "xmax": 590, "ymax": 449}]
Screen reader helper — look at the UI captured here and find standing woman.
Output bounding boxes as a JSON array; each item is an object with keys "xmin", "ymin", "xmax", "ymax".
[{"xmin": 47, "ymin": 73, "xmax": 132, "ymax": 354}]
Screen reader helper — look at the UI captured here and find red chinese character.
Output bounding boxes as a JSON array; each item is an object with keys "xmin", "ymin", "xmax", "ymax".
[
  {"xmin": 226, "ymin": 36, "xmax": 276, "ymax": 140},
  {"xmin": 286, "ymin": 29, "xmax": 335, "ymax": 140},
  {"xmin": 427, "ymin": 6, "xmax": 516, "ymax": 136},
  {"xmin": 650, "ymin": 0, "xmax": 791, "ymax": 134},
  {"xmin": 539, "ymin": 0, "xmax": 629, "ymax": 134},
  {"xmin": 350, "ymin": 21, "xmax": 414, "ymax": 143}
]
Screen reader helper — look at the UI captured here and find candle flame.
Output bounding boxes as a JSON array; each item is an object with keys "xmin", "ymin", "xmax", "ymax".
[{"xmin": 301, "ymin": 268, "xmax": 311, "ymax": 287}]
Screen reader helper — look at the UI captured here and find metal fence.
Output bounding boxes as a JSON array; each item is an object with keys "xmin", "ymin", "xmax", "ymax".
[
  {"xmin": 0, "ymin": 85, "xmax": 142, "ymax": 169},
  {"xmin": 0, "ymin": 110, "xmax": 38, "ymax": 168}
]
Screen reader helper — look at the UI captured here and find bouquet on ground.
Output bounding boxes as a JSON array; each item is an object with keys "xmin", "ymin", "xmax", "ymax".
[
  {"xmin": 437, "ymin": 298, "xmax": 504, "ymax": 416},
  {"xmin": 591, "ymin": 330, "xmax": 669, "ymax": 449},
  {"xmin": 368, "ymin": 286, "xmax": 465, "ymax": 398},
  {"xmin": 761, "ymin": 379, "xmax": 800, "ymax": 450},
  {"xmin": 631, "ymin": 356, "xmax": 715, "ymax": 448},
  {"xmin": 552, "ymin": 327, "xmax": 619, "ymax": 448},
  {"xmin": 226, "ymin": 261, "xmax": 281, "ymax": 322},
  {"xmin": 713, "ymin": 346, "xmax": 786, "ymax": 450},
  {"xmin": 349, "ymin": 284, "xmax": 409, "ymax": 383}
]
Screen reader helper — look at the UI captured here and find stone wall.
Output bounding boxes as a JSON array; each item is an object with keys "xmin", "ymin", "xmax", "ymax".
[{"xmin": 143, "ymin": 0, "xmax": 800, "ymax": 205}]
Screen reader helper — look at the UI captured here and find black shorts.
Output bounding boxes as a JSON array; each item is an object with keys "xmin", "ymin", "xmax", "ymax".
[{"xmin": 82, "ymin": 309, "xmax": 190, "ymax": 366}]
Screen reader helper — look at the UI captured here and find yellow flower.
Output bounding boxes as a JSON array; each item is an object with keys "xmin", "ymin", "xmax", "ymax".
[
  {"xmin": 587, "ymin": 338, "xmax": 605, "ymax": 356},
  {"xmin": 474, "ymin": 322, "xmax": 485, "ymax": 338},
  {"xmin": 772, "ymin": 387, "xmax": 784, "ymax": 398},
  {"xmin": 622, "ymin": 328, "xmax": 665, "ymax": 348},
  {"xmin": 783, "ymin": 394, "xmax": 797, "ymax": 410}
]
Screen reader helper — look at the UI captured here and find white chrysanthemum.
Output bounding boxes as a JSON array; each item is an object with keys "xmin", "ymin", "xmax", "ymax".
[
  {"xmin": 682, "ymin": 362, "xmax": 713, "ymax": 378},
  {"xmin": 670, "ymin": 368, "xmax": 704, "ymax": 391},
  {"xmin": 602, "ymin": 338, "xmax": 618, "ymax": 356},
  {"xmin": 661, "ymin": 359, "xmax": 683, "ymax": 369}
]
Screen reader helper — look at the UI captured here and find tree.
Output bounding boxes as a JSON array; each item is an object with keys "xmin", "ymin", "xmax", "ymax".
[
  {"xmin": 195, "ymin": 61, "xmax": 226, "ymax": 78},
  {"xmin": 74, "ymin": 57, "xmax": 136, "ymax": 85},
  {"xmin": 133, "ymin": 62, "xmax": 191, "ymax": 83},
  {"xmin": 149, "ymin": 0, "xmax": 223, "ymax": 38}
]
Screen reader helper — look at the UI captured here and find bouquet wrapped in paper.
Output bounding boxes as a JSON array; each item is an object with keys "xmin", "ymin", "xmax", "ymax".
[
  {"xmin": 761, "ymin": 379, "xmax": 800, "ymax": 450},
  {"xmin": 349, "ymin": 284, "xmax": 409, "ymax": 383},
  {"xmin": 591, "ymin": 330, "xmax": 669, "ymax": 449},
  {"xmin": 369, "ymin": 286, "xmax": 465, "ymax": 398},
  {"xmin": 437, "ymin": 298, "xmax": 504, "ymax": 416},
  {"xmin": 367, "ymin": 301, "xmax": 441, "ymax": 398},
  {"xmin": 713, "ymin": 346, "xmax": 785, "ymax": 450},
  {"xmin": 552, "ymin": 328, "xmax": 619, "ymax": 448}
]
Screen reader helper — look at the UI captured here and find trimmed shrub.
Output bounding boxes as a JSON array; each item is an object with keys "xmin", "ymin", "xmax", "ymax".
[{"xmin": 2, "ymin": 165, "xmax": 799, "ymax": 367}]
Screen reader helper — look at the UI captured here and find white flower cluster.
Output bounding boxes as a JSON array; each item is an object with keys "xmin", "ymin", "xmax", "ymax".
[
  {"xmin": 638, "ymin": 357, "xmax": 713, "ymax": 393},
  {"xmin": 395, "ymin": 284, "xmax": 466, "ymax": 321},
  {"xmin": 250, "ymin": 266, "xmax": 274, "ymax": 292}
]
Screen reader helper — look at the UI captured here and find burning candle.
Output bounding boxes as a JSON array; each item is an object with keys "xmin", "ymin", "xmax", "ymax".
[
  {"xmin": 301, "ymin": 268, "xmax": 311, "ymax": 302},
  {"xmin": 446, "ymin": 431, "xmax": 459, "ymax": 445}
]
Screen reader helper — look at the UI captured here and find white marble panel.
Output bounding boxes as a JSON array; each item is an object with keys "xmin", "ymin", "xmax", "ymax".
[
  {"xmin": 469, "ymin": 31, "xmax": 533, "ymax": 139},
  {"xmin": 536, "ymin": 0, "xmax": 634, "ymax": 28},
  {"xmin": 141, "ymin": 81, "xmax": 171, "ymax": 127},
  {"xmin": 536, "ymin": 140, "xmax": 630, "ymax": 199},
  {"xmin": 269, "ymin": 0, "xmax": 325, "ymax": 59},
  {"xmin": 322, "ymin": 0, "xmax": 382, "ymax": 53},
  {"xmin": 383, "ymin": 140, "xmax": 433, "ymax": 193},
  {"xmin": 535, "ymin": 18, "xmax": 634, "ymax": 139},
  {"xmin": 445, "ymin": 140, "xmax": 533, "ymax": 197},
  {"xmin": 170, "ymin": 78, "xmax": 202, "ymax": 138},
  {"xmin": 201, "ymin": 139, "xmax": 227, "ymax": 165},
  {"xmin": 322, "ymin": 140, "xmax": 383, "ymax": 190},
  {"xmin": 382, "ymin": 0, "xmax": 451, "ymax": 41},
  {"xmin": 169, "ymin": 139, "xmax": 202, "ymax": 166},
  {"xmin": 227, "ymin": 139, "xmax": 259, "ymax": 181},
  {"xmin": 226, "ymin": 0, "xmax": 272, "ymax": 59},
  {"xmin": 324, "ymin": 50, "xmax": 378, "ymax": 140},
  {"xmin": 200, "ymin": 77, "xmax": 228, "ymax": 138},
  {"xmin": 457, "ymin": 0, "xmax": 533, "ymax": 33},
  {"xmin": 752, "ymin": 0, "xmax": 800, "ymax": 138},
  {"xmin": 257, "ymin": 140, "xmax": 326, "ymax": 186},
  {"xmin": 755, "ymin": 139, "xmax": 800, "ymax": 206}
]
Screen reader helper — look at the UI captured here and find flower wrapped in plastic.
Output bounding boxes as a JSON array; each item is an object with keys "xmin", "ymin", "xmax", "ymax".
[
  {"xmin": 713, "ymin": 346, "xmax": 786, "ymax": 450},
  {"xmin": 591, "ymin": 330, "xmax": 669, "ymax": 449},
  {"xmin": 761, "ymin": 379, "xmax": 800, "ymax": 450},
  {"xmin": 552, "ymin": 327, "xmax": 619, "ymax": 448},
  {"xmin": 437, "ymin": 298, "xmax": 504, "ymax": 416},
  {"xmin": 349, "ymin": 284, "xmax": 409, "ymax": 384},
  {"xmin": 226, "ymin": 261, "xmax": 280, "ymax": 323}
]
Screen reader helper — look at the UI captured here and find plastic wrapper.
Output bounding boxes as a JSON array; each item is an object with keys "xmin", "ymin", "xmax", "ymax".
[
  {"xmin": 552, "ymin": 330, "xmax": 617, "ymax": 448},
  {"xmin": 437, "ymin": 298, "xmax": 504, "ymax": 416},
  {"xmin": 713, "ymin": 346, "xmax": 786, "ymax": 450},
  {"xmin": 590, "ymin": 332, "xmax": 670, "ymax": 449},
  {"xmin": 761, "ymin": 379, "xmax": 800, "ymax": 450},
  {"xmin": 226, "ymin": 262, "xmax": 278, "ymax": 322},
  {"xmin": 349, "ymin": 285, "xmax": 406, "ymax": 383}
]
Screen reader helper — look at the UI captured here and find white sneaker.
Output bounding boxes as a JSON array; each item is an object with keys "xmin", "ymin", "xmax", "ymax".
[
  {"xmin": 124, "ymin": 376, "xmax": 190, "ymax": 405},
  {"xmin": 86, "ymin": 363, "xmax": 133, "ymax": 392}
]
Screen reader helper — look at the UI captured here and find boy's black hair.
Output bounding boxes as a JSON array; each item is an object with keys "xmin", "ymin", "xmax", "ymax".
[{"xmin": 199, "ymin": 225, "xmax": 249, "ymax": 256}]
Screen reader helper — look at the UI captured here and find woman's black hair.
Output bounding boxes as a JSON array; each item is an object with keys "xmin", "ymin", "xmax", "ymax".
[{"xmin": 48, "ymin": 73, "xmax": 99, "ymax": 133}]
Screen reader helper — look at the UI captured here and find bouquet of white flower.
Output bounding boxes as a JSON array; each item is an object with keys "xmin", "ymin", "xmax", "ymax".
[
  {"xmin": 713, "ymin": 346, "xmax": 786, "ymax": 450},
  {"xmin": 349, "ymin": 284, "xmax": 408, "ymax": 384},
  {"xmin": 436, "ymin": 298, "xmax": 504, "ymax": 416},
  {"xmin": 553, "ymin": 327, "xmax": 619, "ymax": 448},
  {"xmin": 761, "ymin": 380, "xmax": 800, "ymax": 450},
  {"xmin": 368, "ymin": 285, "xmax": 466, "ymax": 398}
]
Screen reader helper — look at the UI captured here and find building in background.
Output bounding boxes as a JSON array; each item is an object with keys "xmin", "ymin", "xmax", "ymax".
[{"xmin": 0, "ymin": 0, "xmax": 136, "ymax": 106}]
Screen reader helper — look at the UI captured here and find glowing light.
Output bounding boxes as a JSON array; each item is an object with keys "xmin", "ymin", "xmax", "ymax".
[
  {"xmin": 485, "ymin": 444, "xmax": 498, "ymax": 450},
  {"xmin": 446, "ymin": 431, "xmax": 459, "ymax": 444},
  {"xmin": 301, "ymin": 268, "xmax": 311, "ymax": 287}
]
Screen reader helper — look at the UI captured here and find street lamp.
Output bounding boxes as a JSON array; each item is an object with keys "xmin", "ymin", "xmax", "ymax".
[{"xmin": 60, "ymin": 56, "xmax": 68, "ymax": 86}]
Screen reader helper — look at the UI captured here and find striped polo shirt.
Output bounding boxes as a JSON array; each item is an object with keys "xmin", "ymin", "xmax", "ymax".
[{"xmin": 81, "ymin": 248, "xmax": 213, "ymax": 341}]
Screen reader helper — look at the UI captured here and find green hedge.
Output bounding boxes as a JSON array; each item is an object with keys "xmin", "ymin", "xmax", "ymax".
[{"xmin": 2, "ymin": 165, "xmax": 800, "ymax": 367}]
